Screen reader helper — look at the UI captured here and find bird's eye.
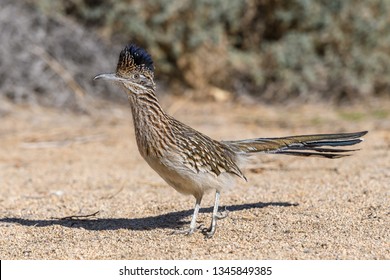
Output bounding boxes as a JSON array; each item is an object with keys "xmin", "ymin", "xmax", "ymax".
[{"xmin": 133, "ymin": 74, "xmax": 140, "ymax": 79}]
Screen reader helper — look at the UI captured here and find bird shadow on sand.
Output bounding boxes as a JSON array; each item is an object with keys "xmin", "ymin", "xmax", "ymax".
[{"xmin": 0, "ymin": 201, "xmax": 298, "ymax": 232}]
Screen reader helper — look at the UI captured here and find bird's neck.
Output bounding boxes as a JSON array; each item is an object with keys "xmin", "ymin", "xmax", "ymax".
[{"xmin": 127, "ymin": 88, "xmax": 174, "ymax": 157}]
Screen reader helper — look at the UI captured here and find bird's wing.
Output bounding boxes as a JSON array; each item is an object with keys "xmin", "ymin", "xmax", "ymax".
[{"xmin": 171, "ymin": 120, "xmax": 247, "ymax": 180}]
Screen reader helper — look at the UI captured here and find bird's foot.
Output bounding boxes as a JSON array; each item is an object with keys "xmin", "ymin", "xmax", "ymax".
[
  {"xmin": 215, "ymin": 207, "xmax": 229, "ymax": 219},
  {"xmin": 201, "ymin": 227, "xmax": 216, "ymax": 238},
  {"xmin": 171, "ymin": 228, "xmax": 195, "ymax": 236},
  {"xmin": 201, "ymin": 209, "xmax": 228, "ymax": 238},
  {"xmin": 170, "ymin": 225, "xmax": 202, "ymax": 236}
]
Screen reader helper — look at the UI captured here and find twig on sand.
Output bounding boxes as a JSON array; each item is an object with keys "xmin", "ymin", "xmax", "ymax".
[
  {"xmin": 53, "ymin": 210, "xmax": 100, "ymax": 220},
  {"xmin": 100, "ymin": 186, "xmax": 124, "ymax": 200}
]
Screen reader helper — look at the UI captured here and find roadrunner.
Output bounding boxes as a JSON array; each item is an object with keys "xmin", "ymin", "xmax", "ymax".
[{"xmin": 94, "ymin": 44, "xmax": 367, "ymax": 237}]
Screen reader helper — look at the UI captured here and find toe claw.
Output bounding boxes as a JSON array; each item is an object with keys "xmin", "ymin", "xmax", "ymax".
[{"xmin": 202, "ymin": 227, "xmax": 215, "ymax": 238}]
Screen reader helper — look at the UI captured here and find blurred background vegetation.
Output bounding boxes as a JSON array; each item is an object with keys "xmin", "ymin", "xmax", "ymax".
[{"xmin": 1, "ymin": 0, "xmax": 390, "ymax": 109}]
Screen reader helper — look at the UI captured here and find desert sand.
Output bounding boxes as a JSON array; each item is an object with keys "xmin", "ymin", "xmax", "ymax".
[{"xmin": 0, "ymin": 98, "xmax": 388, "ymax": 259}]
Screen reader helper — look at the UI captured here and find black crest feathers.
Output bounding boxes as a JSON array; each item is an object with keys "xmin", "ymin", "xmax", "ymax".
[{"xmin": 116, "ymin": 44, "xmax": 154, "ymax": 74}]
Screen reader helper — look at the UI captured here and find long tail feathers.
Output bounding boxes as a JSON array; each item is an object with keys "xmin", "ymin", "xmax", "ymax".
[{"xmin": 224, "ymin": 131, "xmax": 368, "ymax": 159}]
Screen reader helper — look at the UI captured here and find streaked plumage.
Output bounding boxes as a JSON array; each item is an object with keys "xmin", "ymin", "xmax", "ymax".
[{"xmin": 94, "ymin": 44, "xmax": 367, "ymax": 237}]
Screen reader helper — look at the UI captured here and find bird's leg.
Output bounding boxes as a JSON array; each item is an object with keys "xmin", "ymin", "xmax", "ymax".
[
  {"xmin": 203, "ymin": 191, "xmax": 228, "ymax": 238},
  {"xmin": 172, "ymin": 198, "xmax": 201, "ymax": 235}
]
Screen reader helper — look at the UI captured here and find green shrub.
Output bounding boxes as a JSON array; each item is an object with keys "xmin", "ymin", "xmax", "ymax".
[{"xmin": 35, "ymin": 0, "xmax": 390, "ymax": 102}]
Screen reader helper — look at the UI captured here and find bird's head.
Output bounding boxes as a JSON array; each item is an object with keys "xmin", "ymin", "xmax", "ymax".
[{"xmin": 94, "ymin": 44, "xmax": 155, "ymax": 94}]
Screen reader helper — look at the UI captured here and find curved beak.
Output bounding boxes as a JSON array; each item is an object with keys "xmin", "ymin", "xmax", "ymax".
[{"xmin": 94, "ymin": 73, "xmax": 125, "ymax": 83}]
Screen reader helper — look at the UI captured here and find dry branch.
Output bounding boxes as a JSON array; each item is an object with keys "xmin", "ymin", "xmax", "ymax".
[{"xmin": 54, "ymin": 211, "xmax": 100, "ymax": 220}]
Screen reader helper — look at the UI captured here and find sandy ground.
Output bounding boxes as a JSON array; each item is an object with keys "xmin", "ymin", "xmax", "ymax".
[{"xmin": 0, "ymin": 97, "xmax": 389, "ymax": 259}]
